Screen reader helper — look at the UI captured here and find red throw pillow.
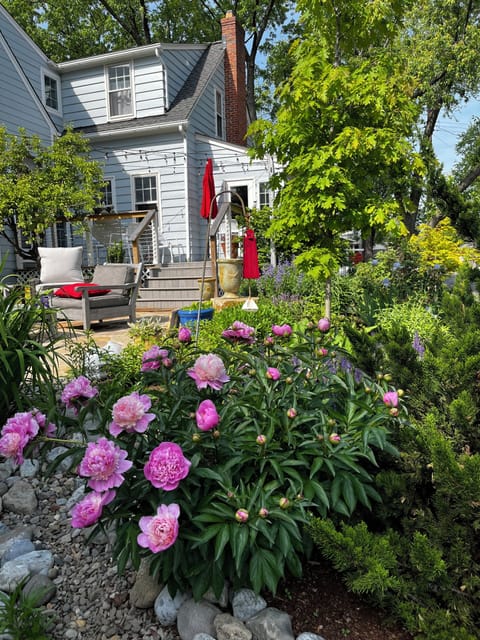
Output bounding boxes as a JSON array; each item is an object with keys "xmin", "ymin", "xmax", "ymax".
[{"xmin": 54, "ymin": 283, "xmax": 111, "ymax": 299}]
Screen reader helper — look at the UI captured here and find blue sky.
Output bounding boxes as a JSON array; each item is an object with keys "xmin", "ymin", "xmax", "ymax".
[{"xmin": 433, "ymin": 98, "xmax": 480, "ymax": 173}]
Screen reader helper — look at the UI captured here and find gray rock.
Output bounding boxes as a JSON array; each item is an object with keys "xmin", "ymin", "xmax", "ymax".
[
  {"xmin": 245, "ymin": 607, "xmax": 294, "ymax": 640},
  {"xmin": 2, "ymin": 480, "xmax": 37, "ymax": 514},
  {"xmin": 46, "ymin": 447, "xmax": 74, "ymax": 472},
  {"xmin": 22, "ymin": 574, "xmax": 57, "ymax": 605},
  {"xmin": 154, "ymin": 585, "xmax": 189, "ymax": 626},
  {"xmin": 129, "ymin": 558, "xmax": 162, "ymax": 609},
  {"xmin": 66, "ymin": 485, "xmax": 86, "ymax": 511},
  {"xmin": 192, "ymin": 635, "xmax": 216, "ymax": 640},
  {"xmin": 19, "ymin": 459, "xmax": 40, "ymax": 478},
  {"xmin": 204, "ymin": 582, "xmax": 229, "ymax": 608},
  {"xmin": 177, "ymin": 598, "xmax": 222, "ymax": 640},
  {"xmin": 297, "ymin": 633, "xmax": 327, "ymax": 640},
  {"xmin": 0, "ymin": 562, "xmax": 30, "ymax": 592},
  {"xmin": 0, "ymin": 526, "xmax": 33, "ymax": 557},
  {"xmin": 0, "ymin": 482, "xmax": 8, "ymax": 498},
  {"xmin": 214, "ymin": 612, "xmax": 252, "ymax": 640},
  {"xmin": 0, "ymin": 550, "xmax": 54, "ymax": 590},
  {"xmin": 232, "ymin": 588, "xmax": 267, "ymax": 622},
  {"xmin": 0, "ymin": 461, "xmax": 14, "ymax": 482},
  {"xmin": 1, "ymin": 539, "xmax": 35, "ymax": 565}
]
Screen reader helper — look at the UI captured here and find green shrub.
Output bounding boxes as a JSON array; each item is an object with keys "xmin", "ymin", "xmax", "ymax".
[
  {"xmin": 0, "ymin": 281, "xmax": 61, "ymax": 423},
  {"xmin": 23, "ymin": 320, "xmax": 403, "ymax": 600}
]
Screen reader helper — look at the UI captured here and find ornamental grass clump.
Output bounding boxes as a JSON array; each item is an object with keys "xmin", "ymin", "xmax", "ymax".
[{"xmin": 1, "ymin": 319, "xmax": 405, "ymax": 600}]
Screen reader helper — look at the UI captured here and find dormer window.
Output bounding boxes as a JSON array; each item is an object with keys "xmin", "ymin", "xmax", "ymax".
[
  {"xmin": 107, "ymin": 63, "xmax": 133, "ymax": 119},
  {"xmin": 43, "ymin": 73, "xmax": 59, "ymax": 111}
]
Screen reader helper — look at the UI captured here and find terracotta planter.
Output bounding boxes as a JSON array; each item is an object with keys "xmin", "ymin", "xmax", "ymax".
[{"xmin": 217, "ymin": 258, "xmax": 243, "ymax": 298}]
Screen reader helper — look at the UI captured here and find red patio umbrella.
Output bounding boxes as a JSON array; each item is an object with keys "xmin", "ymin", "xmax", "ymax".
[{"xmin": 200, "ymin": 158, "xmax": 218, "ymax": 220}]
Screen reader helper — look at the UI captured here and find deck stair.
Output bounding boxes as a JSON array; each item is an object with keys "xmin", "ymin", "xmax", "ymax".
[{"xmin": 137, "ymin": 261, "xmax": 214, "ymax": 311}]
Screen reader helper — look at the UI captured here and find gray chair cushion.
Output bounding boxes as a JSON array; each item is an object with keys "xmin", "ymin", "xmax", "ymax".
[
  {"xmin": 52, "ymin": 293, "xmax": 128, "ymax": 310},
  {"xmin": 92, "ymin": 264, "xmax": 134, "ymax": 295}
]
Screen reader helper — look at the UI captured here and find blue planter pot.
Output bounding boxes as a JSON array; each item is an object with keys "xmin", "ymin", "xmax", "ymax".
[{"xmin": 177, "ymin": 307, "xmax": 214, "ymax": 326}]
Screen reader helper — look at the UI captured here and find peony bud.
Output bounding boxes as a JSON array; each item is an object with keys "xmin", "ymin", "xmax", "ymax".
[
  {"xmin": 178, "ymin": 327, "xmax": 192, "ymax": 343},
  {"xmin": 329, "ymin": 433, "xmax": 341, "ymax": 444},
  {"xmin": 256, "ymin": 434, "xmax": 267, "ymax": 445},
  {"xmin": 287, "ymin": 408, "xmax": 297, "ymax": 419},
  {"xmin": 192, "ymin": 433, "xmax": 201, "ymax": 443},
  {"xmin": 235, "ymin": 508, "xmax": 249, "ymax": 523},
  {"xmin": 317, "ymin": 318, "xmax": 331, "ymax": 332},
  {"xmin": 383, "ymin": 391, "xmax": 399, "ymax": 408},
  {"xmin": 258, "ymin": 507, "xmax": 269, "ymax": 518},
  {"xmin": 279, "ymin": 497, "xmax": 290, "ymax": 509},
  {"xmin": 317, "ymin": 434, "xmax": 324, "ymax": 442},
  {"xmin": 389, "ymin": 407, "xmax": 399, "ymax": 417},
  {"xmin": 286, "ymin": 376, "xmax": 293, "ymax": 384},
  {"xmin": 317, "ymin": 347, "xmax": 328, "ymax": 357},
  {"xmin": 266, "ymin": 367, "xmax": 281, "ymax": 381},
  {"xmin": 213, "ymin": 429, "xmax": 221, "ymax": 439}
]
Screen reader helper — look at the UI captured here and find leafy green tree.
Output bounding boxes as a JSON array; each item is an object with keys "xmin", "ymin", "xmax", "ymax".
[
  {"xmin": 394, "ymin": 0, "xmax": 480, "ymax": 233},
  {"xmin": 3, "ymin": 0, "xmax": 294, "ymax": 123},
  {"xmin": 0, "ymin": 127, "xmax": 104, "ymax": 263},
  {"xmin": 250, "ymin": 0, "xmax": 421, "ymax": 298}
]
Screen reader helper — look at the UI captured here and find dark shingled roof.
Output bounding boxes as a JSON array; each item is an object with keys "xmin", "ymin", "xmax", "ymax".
[{"xmin": 75, "ymin": 42, "xmax": 224, "ymax": 136}]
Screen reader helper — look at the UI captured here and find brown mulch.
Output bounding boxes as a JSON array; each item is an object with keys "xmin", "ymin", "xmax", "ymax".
[{"xmin": 263, "ymin": 560, "xmax": 414, "ymax": 640}]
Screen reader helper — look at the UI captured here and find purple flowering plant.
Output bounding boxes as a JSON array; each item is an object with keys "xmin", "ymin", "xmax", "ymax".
[{"xmin": 1, "ymin": 320, "xmax": 406, "ymax": 600}]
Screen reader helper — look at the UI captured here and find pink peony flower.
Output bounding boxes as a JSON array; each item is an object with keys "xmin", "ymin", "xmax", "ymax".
[
  {"xmin": 266, "ymin": 367, "xmax": 281, "ymax": 381},
  {"xmin": 317, "ymin": 318, "xmax": 331, "ymax": 332},
  {"xmin": 2, "ymin": 411, "xmax": 40, "ymax": 441},
  {"xmin": 0, "ymin": 409, "xmax": 55, "ymax": 465},
  {"xmin": 144, "ymin": 442, "xmax": 191, "ymax": 490},
  {"xmin": 187, "ymin": 354, "xmax": 230, "ymax": 391},
  {"xmin": 222, "ymin": 321, "xmax": 255, "ymax": 344},
  {"xmin": 78, "ymin": 437, "xmax": 133, "ymax": 492},
  {"xmin": 61, "ymin": 376, "xmax": 98, "ymax": 413},
  {"xmin": 141, "ymin": 346, "xmax": 170, "ymax": 372},
  {"xmin": 109, "ymin": 392, "xmax": 155, "ymax": 437},
  {"xmin": 235, "ymin": 508, "xmax": 249, "ymax": 523},
  {"xmin": 71, "ymin": 490, "xmax": 115, "ymax": 528},
  {"xmin": 271, "ymin": 324, "xmax": 292, "ymax": 337},
  {"xmin": 383, "ymin": 391, "xmax": 399, "ymax": 408},
  {"xmin": 195, "ymin": 399, "xmax": 220, "ymax": 431},
  {"xmin": 137, "ymin": 503, "xmax": 180, "ymax": 553},
  {"xmin": 0, "ymin": 431, "xmax": 29, "ymax": 465},
  {"xmin": 178, "ymin": 327, "xmax": 192, "ymax": 343}
]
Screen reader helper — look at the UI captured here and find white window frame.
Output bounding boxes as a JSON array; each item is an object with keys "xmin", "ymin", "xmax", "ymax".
[
  {"xmin": 42, "ymin": 69, "xmax": 61, "ymax": 113},
  {"xmin": 100, "ymin": 177, "xmax": 116, "ymax": 209},
  {"xmin": 258, "ymin": 182, "xmax": 271, "ymax": 209},
  {"xmin": 214, "ymin": 87, "xmax": 224, "ymax": 139},
  {"xmin": 106, "ymin": 62, "xmax": 135, "ymax": 120},
  {"xmin": 132, "ymin": 173, "xmax": 160, "ymax": 263}
]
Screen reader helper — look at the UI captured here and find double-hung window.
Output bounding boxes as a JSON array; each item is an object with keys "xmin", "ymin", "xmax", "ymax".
[
  {"xmin": 134, "ymin": 176, "xmax": 157, "ymax": 210},
  {"xmin": 107, "ymin": 64, "xmax": 133, "ymax": 119},
  {"xmin": 215, "ymin": 89, "xmax": 224, "ymax": 139},
  {"xmin": 44, "ymin": 73, "xmax": 59, "ymax": 111}
]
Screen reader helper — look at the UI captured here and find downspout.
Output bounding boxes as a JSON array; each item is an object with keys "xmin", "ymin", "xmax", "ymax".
[{"xmin": 179, "ymin": 124, "xmax": 191, "ymax": 260}]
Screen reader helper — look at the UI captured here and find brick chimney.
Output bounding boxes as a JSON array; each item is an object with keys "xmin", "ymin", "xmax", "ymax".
[{"xmin": 221, "ymin": 11, "xmax": 247, "ymax": 146}]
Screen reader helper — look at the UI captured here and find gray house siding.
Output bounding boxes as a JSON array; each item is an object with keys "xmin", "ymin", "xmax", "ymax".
[
  {"xmin": 160, "ymin": 46, "xmax": 206, "ymax": 108},
  {"xmin": 0, "ymin": 6, "xmax": 57, "ymax": 141}
]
